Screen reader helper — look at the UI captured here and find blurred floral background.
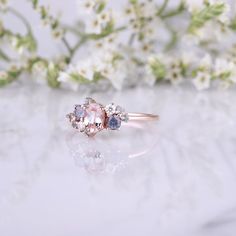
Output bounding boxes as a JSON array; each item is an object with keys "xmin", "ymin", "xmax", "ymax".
[{"xmin": 1, "ymin": 0, "xmax": 236, "ymax": 91}]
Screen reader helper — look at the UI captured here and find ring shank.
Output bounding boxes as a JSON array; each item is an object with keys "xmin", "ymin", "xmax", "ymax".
[{"xmin": 128, "ymin": 112, "xmax": 159, "ymax": 121}]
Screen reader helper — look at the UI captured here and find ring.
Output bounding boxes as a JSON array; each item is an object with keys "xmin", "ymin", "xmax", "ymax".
[{"xmin": 66, "ymin": 97, "xmax": 159, "ymax": 137}]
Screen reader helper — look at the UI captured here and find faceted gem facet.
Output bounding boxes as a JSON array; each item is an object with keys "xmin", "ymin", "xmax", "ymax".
[{"xmin": 108, "ymin": 115, "xmax": 121, "ymax": 130}]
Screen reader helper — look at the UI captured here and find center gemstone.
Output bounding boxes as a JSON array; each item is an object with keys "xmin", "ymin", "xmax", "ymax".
[{"xmin": 83, "ymin": 103, "xmax": 105, "ymax": 136}]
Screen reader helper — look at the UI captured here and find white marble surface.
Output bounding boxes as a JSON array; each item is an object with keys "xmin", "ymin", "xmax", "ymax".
[{"xmin": 0, "ymin": 84, "xmax": 236, "ymax": 236}]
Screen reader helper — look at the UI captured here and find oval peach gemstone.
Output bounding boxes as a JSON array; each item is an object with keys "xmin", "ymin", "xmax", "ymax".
[{"xmin": 84, "ymin": 103, "xmax": 105, "ymax": 136}]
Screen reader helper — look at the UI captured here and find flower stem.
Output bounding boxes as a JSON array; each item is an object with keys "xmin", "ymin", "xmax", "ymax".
[
  {"xmin": 161, "ymin": 2, "xmax": 185, "ymax": 19},
  {"xmin": 157, "ymin": 0, "xmax": 169, "ymax": 16},
  {"xmin": 62, "ymin": 36, "xmax": 73, "ymax": 55},
  {"xmin": 0, "ymin": 49, "xmax": 10, "ymax": 62},
  {"xmin": 7, "ymin": 7, "xmax": 33, "ymax": 35}
]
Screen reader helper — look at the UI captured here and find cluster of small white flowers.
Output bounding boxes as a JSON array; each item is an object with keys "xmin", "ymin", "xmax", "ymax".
[
  {"xmin": 1, "ymin": 0, "xmax": 236, "ymax": 91},
  {"xmin": 77, "ymin": 0, "xmax": 115, "ymax": 35},
  {"xmin": 58, "ymin": 49, "xmax": 128, "ymax": 90},
  {"xmin": 123, "ymin": 0, "xmax": 159, "ymax": 58},
  {"xmin": 186, "ymin": 0, "xmax": 231, "ymax": 45},
  {"xmin": 191, "ymin": 54, "xmax": 211, "ymax": 90},
  {"xmin": 33, "ymin": 4, "xmax": 65, "ymax": 39},
  {"xmin": 185, "ymin": 0, "xmax": 228, "ymax": 14},
  {"xmin": 146, "ymin": 51, "xmax": 236, "ymax": 90}
]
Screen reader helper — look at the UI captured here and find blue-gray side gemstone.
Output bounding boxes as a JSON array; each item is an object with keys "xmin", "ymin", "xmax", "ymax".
[
  {"xmin": 75, "ymin": 106, "xmax": 85, "ymax": 119},
  {"xmin": 108, "ymin": 116, "xmax": 121, "ymax": 130}
]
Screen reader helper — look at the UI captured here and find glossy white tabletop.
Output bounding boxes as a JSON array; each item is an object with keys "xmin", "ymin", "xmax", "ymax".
[{"xmin": 0, "ymin": 84, "xmax": 236, "ymax": 236}]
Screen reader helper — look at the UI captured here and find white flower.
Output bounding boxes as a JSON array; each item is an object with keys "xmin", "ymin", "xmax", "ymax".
[
  {"xmin": 186, "ymin": 0, "xmax": 228, "ymax": 13},
  {"xmin": 218, "ymin": 2, "xmax": 230, "ymax": 24},
  {"xmin": 195, "ymin": 20, "xmax": 231, "ymax": 43},
  {"xmin": 108, "ymin": 65, "xmax": 126, "ymax": 90},
  {"xmin": 0, "ymin": 70, "xmax": 8, "ymax": 80},
  {"xmin": 185, "ymin": 0, "xmax": 204, "ymax": 12},
  {"xmin": 76, "ymin": 61, "xmax": 94, "ymax": 80},
  {"xmin": 58, "ymin": 71, "xmax": 70, "ymax": 83},
  {"xmin": 193, "ymin": 71, "xmax": 211, "ymax": 90},
  {"xmin": 229, "ymin": 75, "xmax": 236, "ymax": 83},
  {"xmin": 77, "ymin": 0, "xmax": 96, "ymax": 14},
  {"xmin": 199, "ymin": 54, "xmax": 212, "ymax": 70},
  {"xmin": 124, "ymin": 6, "xmax": 134, "ymax": 17},
  {"xmin": 99, "ymin": 62, "xmax": 113, "ymax": 78},
  {"xmin": 85, "ymin": 17, "xmax": 102, "ymax": 34},
  {"xmin": 214, "ymin": 58, "xmax": 236, "ymax": 85},
  {"xmin": 58, "ymin": 66, "xmax": 79, "ymax": 91},
  {"xmin": 166, "ymin": 61, "xmax": 183, "ymax": 85},
  {"xmin": 91, "ymin": 57, "xmax": 106, "ymax": 72},
  {"xmin": 181, "ymin": 34, "xmax": 199, "ymax": 47},
  {"xmin": 32, "ymin": 61, "xmax": 48, "ymax": 84},
  {"xmin": 139, "ymin": 1, "xmax": 157, "ymax": 18},
  {"xmin": 10, "ymin": 37, "xmax": 22, "ymax": 54},
  {"xmin": 97, "ymin": 10, "xmax": 112, "ymax": 24},
  {"xmin": 181, "ymin": 51, "xmax": 198, "ymax": 66},
  {"xmin": 58, "ymin": 72, "xmax": 79, "ymax": 91},
  {"xmin": 145, "ymin": 59, "xmax": 154, "ymax": 75},
  {"xmin": 214, "ymin": 58, "xmax": 235, "ymax": 76},
  {"xmin": 52, "ymin": 27, "xmax": 64, "ymax": 39},
  {"xmin": 144, "ymin": 65, "xmax": 156, "ymax": 86},
  {"xmin": 0, "ymin": 0, "xmax": 8, "ymax": 10},
  {"xmin": 90, "ymin": 50, "xmax": 127, "ymax": 90},
  {"xmin": 93, "ymin": 33, "xmax": 118, "ymax": 51}
]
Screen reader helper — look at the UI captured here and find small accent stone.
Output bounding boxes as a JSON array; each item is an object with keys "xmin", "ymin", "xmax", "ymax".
[
  {"xmin": 72, "ymin": 121, "xmax": 79, "ymax": 129},
  {"xmin": 120, "ymin": 112, "xmax": 129, "ymax": 122},
  {"xmin": 105, "ymin": 103, "xmax": 116, "ymax": 116},
  {"xmin": 67, "ymin": 113, "xmax": 76, "ymax": 122},
  {"xmin": 108, "ymin": 115, "xmax": 121, "ymax": 130},
  {"xmin": 116, "ymin": 105, "xmax": 124, "ymax": 113},
  {"xmin": 84, "ymin": 97, "xmax": 96, "ymax": 105},
  {"xmin": 77, "ymin": 122, "xmax": 86, "ymax": 132}
]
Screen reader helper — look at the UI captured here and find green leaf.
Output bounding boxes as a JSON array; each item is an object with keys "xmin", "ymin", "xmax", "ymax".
[
  {"xmin": 93, "ymin": 72, "xmax": 104, "ymax": 82},
  {"xmin": 96, "ymin": 1, "xmax": 106, "ymax": 13},
  {"xmin": 8, "ymin": 68, "xmax": 21, "ymax": 79},
  {"xmin": 129, "ymin": 0, "xmax": 137, "ymax": 4},
  {"xmin": 0, "ymin": 69, "xmax": 21, "ymax": 87},
  {"xmin": 188, "ymin": 3, "xmax": 225, "ymax": 33},
  {"xmin": 39, "ymin": 6, "xmax": 48, "ymax": 19},
  {"xmin": 88, "ymin": 21, "xmax": 114, "ymax": 40},
  {"xmin": 230, "ymin": 17, "xmax": 236, "ymax": 31},
  {"xmin": 149, "ymin": 58, "xmax": 166, "ymax": 80},
  {"xmin": 47, "ymin": 63, "xmax": 60, "ymax": 88},
  {"xmin": 32, "ymin": 0, "xmax": 38, "ymax": 8},
  {"xmin": 70, "ymin": 73, "xmax": 91, "ymax": 84}
]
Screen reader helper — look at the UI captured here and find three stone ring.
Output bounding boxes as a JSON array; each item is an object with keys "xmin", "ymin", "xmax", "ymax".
[{"xmin": 66, "ymin": 97, "xmax": 159, "ymax": 137}]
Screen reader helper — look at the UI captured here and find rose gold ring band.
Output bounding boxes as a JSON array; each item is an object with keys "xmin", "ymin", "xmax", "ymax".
[{"xmin": 128, "ymin": 113, "xmax": 159, "ymax": 121}]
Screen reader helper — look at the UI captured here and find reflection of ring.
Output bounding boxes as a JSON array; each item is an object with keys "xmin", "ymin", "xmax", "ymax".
[
  {"xmin": 66, "ymin": 97, "xmax": 159, "ymax": 137},
  {"xmin": 66, "ymin": 121, "xmax": 158, "ymax": 174}
]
